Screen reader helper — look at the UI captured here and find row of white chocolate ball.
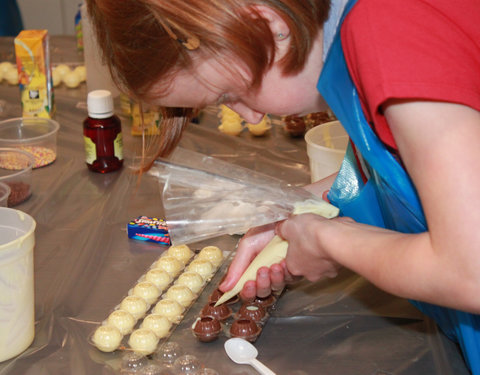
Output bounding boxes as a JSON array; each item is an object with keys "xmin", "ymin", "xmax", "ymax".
[
  {"xmin": 92, "ymin": 245, "xmax": 224, "ymax": 354},
  {"xmin": 0, "ymin": 61, "xmax": 86, "ymax": 88}
]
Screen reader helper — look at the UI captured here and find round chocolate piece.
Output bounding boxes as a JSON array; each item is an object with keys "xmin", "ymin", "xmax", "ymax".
[
  {"xmin": 230, "ymin": 318, "xmax": 261, "ymax": 342},
  {"xmin": 208, "ymin": 288, "xmax": 239, "ymax": 305},
  {"xmin": 283, "ymin": 115, "xmax": 306, "ymax": 137},
  {"xmin": 200, "ymin": 301, "xmax": 232, "ymax": 321},
  {"xmin": 253, "ymin": 294, "xmax": 276, "ymax": 308},
  {"xmin": 237, "ymin": 303, "xmax": 267, "ymax": 323},
  {"xmin": 192, "ymin": 316, "xmax": 222, "ymax": 342}
]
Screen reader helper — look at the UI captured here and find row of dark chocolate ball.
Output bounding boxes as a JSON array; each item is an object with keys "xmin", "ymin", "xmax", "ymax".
[{"xmin": 192, "ymin": 287, "xmax": 277, "ymax": 343}]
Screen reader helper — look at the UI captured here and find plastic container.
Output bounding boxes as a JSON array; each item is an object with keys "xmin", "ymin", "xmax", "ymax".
[
  {"xmin": 305, "ymin": 120, "xmax": 349, "ymax": 182},
  {"xmin": 84, "ymin": 90, "xmax": 123, "ymax": 173},
  {"xmin": 0, "ymin": 148, "xmax": 34, "ymax": 206},
  {"xmin": 0, "ymin": 117, "xmax": 59, "ymax": 168},
  {"xmin": 0, "ymin": 208, "xmax": 36, "ymax": 362},
  {"xmin": 0, "ymin": 182, "xmax": 10, "ymax": 207}
]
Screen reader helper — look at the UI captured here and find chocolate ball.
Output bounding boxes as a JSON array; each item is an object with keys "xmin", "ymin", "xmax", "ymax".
[
  {"xmin": 192, "ymin": 316, "xmax": 222, "ymax": 342},
  {"xmin": 237, "ymin": 303, "xmax": 267, "ymax": 323},
  {"xmin": 208, "ymin": 288, "xmax": 239, "ymax": 305},
  {"xmin": 200, "ymin": 302, "xmax": 232, "ymax": 322},
  {"xmin": 230, "ymin": 318, "xmax": 261, "ymax": 342},
  {"xmin": 253, "ymin": 294, "xmax": 276, "ymax": 308},
  {"xmin": 283, "ymin": 115, "xmax": 306, "ymax": 137}
]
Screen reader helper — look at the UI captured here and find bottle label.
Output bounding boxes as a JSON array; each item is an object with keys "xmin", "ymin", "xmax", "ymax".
[
  {"xmin": 84, "ymin": 135, "xmax": 96, "ymax": 164},
  {"xmin": 114, "ymin": 132, "xmax": 124, "ymax": 160}
]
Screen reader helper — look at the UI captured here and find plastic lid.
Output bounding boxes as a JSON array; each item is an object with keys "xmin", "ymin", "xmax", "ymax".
[{"xmin": 87, "ymin": 90, "xmax": 114, "ymax": 118}]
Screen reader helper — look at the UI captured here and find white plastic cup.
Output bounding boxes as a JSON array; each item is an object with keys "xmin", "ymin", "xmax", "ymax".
[
  {"xmin": 0, "ymin": 208, "xmax": 36, "ymax": 362},
  {"xmin": 305, "ymin": 120, "xmax": 349, "ymax": 182}
]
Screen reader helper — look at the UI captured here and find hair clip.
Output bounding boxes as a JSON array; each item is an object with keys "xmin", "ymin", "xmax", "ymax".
[
  {"xmin": 155, "ymin": 15, "xmax": 200, "ymax": 51},
  {"xmin": 178, "ymin": 36, "xmax": 200, "ymax": 50}
]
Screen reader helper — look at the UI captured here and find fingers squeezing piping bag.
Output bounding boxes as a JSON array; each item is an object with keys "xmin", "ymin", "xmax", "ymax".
[{"xmin": 215, "ymin": 200, "xmax": 339, "ymax": 306}]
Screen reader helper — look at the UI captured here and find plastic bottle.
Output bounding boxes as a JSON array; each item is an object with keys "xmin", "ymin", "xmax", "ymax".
[{"xmin": 84, "ymin": 90, "xmax": 123, "ymax": 173}]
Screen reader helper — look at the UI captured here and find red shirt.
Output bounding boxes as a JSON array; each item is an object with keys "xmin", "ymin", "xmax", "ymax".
[{"xmin": 341, "ymin": 0, "xmax": 480, "ymax": 151}]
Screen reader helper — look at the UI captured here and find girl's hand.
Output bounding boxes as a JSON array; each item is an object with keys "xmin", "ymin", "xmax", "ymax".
[
  {"xmin": 218, "ymin": 223, "xmax": 288, "ymax": 300},
  {"xmin": 276, "ymin": 213, "xmax": 348, "ymax": 281}
]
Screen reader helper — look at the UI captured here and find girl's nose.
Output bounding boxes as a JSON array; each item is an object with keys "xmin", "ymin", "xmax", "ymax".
[{"xmin": 226, "ymin": 103, "xmax": 265, "ymax": 124}]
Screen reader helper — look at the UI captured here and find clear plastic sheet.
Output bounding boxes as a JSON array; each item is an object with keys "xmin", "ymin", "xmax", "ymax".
[
  {"xmin": 0, "ymin": 36, "xmax": 471, "ymax": 375},
  {"xmin": 149, "ymin": 147, "xmax": 337, "ymax": 245}
]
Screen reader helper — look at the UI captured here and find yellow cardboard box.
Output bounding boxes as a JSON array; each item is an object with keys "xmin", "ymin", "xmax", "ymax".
[
  {"xmin": 14, "ymin": 30, "xmax": 55, "ymax": 118},
  {"xmin": 131, "ymin": 102, "xmax": 161, "ymax": 136}
]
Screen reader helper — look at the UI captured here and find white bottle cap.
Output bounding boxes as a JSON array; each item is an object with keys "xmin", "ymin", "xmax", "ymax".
[{"xmin": 87, "ymin": 90, "xmax": 114, "ymax": 118}]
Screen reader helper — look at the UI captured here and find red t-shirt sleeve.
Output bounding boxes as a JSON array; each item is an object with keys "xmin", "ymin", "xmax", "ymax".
[{"xmin": 340, "ymin": 0, "xmax": 480, "ymax": 150}]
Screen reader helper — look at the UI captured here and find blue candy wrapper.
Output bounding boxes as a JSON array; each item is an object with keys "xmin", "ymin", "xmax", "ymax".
[{"xmin": 127, "ymin": 216, "xmax": 171, "ymax": 245}]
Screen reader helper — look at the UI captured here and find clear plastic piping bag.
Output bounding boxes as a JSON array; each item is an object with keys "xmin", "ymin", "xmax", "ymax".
[{"xmin": 149, "ymin": 148, "xmax": 335, "ymax": 245}]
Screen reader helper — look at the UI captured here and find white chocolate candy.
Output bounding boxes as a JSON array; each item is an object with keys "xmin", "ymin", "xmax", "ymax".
[
  {"xmin": 54, "ymin": 64, "xmax": 71, "ymax": 79},
  {"xmin": 186, "ymin": 258, "xmax": 214, "ymax": 280},
  {"xmin": 167, "ymin": 244, "xmax": 194, "ymax": 264},
  {"xmin": 155, "ymin": 255, "xmax": 183, "ymax": 277},
  {"xmin": 246, "ymin": 116, "xmax": 271, "ymax": 136},
  {"xmin": 0, "ymin": 61, "xmax": 14, "ymax": 76},
  {"xmin": 51, "ymin": 68, "xmax": 62, "ymax": 87},
  {"xmin": 92, "ymin": 325, "xmax": 123, "ymax": 352},
  {"xmin": 73, "ymin": 65, "xmax": 86, "ymax": 82},
  {"xmin": 4, "ymin": 67, "xmax": 18, "ymax": 85},
  {"xmin": 128, "ymin": 328, "xmax": 159, "ymax": 355},
  {"xmin": 198, "ymin": 246, "xmax": 224, "ymax": 267},
  {"xmin": 120, "ymin": 295, "xmax": 149, "ymax": 320},
  {"xmin": 218, "ymin": 105, "xmax": 244, "ymax": 135},
  {"xmin": 141, "ymin": 314, "xmax": 172, "ymax": 338},
  {"xmin": 176, "ymin": 271, "xmax": 205, "ymax": 294},
  {"xmin": 132, "ymin": 281, "xmax": 160, "ymax": 305},
  {"xmin": 153, "ymin": 298, "xmax": 184, "ymax": 323},
  {"xmin": 63, "ymin": 70, "xmax": 81, "ymax": 88},
  {"xmin": 165, "ymin": 285, "xmax": 195, "ymax": 307},
  {"xmin": 145, "ymin": 268, "xmax": 172, "ymax": 291},
  {"xmin": 106, "ymin": 309, "xmax": 136, "ymax": 335}
]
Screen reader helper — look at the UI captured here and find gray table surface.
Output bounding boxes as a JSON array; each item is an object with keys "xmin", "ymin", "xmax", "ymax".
[{"xmin": 0, "ymin": 36, "xmax": 470, "ymax": 375}]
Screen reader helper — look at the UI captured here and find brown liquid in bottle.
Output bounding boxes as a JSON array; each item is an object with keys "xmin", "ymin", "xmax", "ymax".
[{"xmin": 84, "ymin": 90, "xmax": 123, "ymax": 173}]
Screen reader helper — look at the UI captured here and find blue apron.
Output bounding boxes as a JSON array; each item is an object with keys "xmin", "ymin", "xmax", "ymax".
[{"xmin": 318, "ymin": 0, "xmax": 480, "ymax": 372}]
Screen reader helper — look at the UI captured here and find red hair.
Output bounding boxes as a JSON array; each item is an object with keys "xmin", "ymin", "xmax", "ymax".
[{"xmin": 86, "ymin": 0, "xmax": 331, "ymax": 165}]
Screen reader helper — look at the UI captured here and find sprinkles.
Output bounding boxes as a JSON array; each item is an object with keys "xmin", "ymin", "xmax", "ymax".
[{"xmin": 20, "ymin": 146, "xmax": 56, "ymax": 168}]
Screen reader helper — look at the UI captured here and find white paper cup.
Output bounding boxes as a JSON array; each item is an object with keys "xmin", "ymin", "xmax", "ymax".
[
  {"xmin": 0, "ymin": 208, "xmax": 36, "ymax": 362},
  {"xmin": 305, "ymin": 120, "xmax": 348, "ymax": 182}
]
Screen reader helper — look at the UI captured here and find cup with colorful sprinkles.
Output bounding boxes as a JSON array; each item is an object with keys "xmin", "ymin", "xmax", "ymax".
[{"xmin": 0, "ymin": 117, "xmax": 59, "ymax": 168}]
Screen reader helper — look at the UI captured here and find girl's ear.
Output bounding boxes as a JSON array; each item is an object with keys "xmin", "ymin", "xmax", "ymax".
[{"xmin": 249, "ymin": 5, "xmax": 291, "ymax": 60}]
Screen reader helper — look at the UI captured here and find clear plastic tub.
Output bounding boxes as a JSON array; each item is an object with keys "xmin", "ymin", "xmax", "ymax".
[
  {"xmin": 305, "ymin": 120, "xmax": 349, "ymax": 182},
  {"xmin": 0, "ymin": 148, "xmax": 34, "ymax": 206},
  {"xmin": 0, "ymin": 182, "xmax": 10, "ymax": 207},
  {"xmin": 0, "ymin": 117, "xmax": 60, "ymax": 168}
]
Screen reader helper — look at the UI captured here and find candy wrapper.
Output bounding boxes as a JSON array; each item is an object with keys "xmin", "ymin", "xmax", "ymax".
[
  {"xmin": 127, "ymin": 216, "xmax": 171, "ymax": 245},
  {"xmin": 147, "ymin": 148, "xmax": 338, "ymax": 245}
]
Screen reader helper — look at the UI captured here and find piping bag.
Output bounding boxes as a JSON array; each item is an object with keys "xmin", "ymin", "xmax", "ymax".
[{"xmin": 148, "ymin": 148, "xmax": 339, "ymax": 304}]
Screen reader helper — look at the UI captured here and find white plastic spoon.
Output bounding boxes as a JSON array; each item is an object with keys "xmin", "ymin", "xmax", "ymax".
[{"xmin": 224, "ymin": 338, "xmax": 276, "ymax": 375}]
